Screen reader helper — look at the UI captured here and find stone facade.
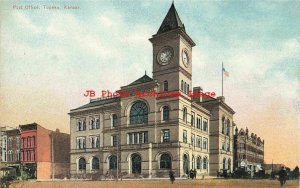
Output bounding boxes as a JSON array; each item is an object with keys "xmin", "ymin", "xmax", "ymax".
[{"xmin": 69, "ymin": 3, "xmax": 215, "ymax": 178}]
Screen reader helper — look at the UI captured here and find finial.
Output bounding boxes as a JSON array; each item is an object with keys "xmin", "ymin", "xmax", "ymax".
[{"xmin": 145, "ymin": 70, "xmax": 147, "ymax": 75}]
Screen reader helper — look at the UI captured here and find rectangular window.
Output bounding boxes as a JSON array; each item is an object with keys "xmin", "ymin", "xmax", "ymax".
[
  {"xmin": 112, "ymin": 135, "xmax": 118, "ymax": 147},
  {"xmin": 78, "ymin": 119, "xmax": 86, "ymax": 131},
  {"xmin": 191, "ymin": 112, "xmax": 195, "ymax": 127},
  {"xmin": 139, "ymin": 132, "xmax": 143, "ymax": 144},
  {"xmin": 76, "ymin": 137, "xmax": 86, "ymax": 149},
  {"xmin": 203, "ymin": 137, "xmax": 208, "ymax": 150},
  {"xmin": 112, "ymin": 114, "xmax": 117, "ymax": 127},
  {"xmin": 90, "ymin": 136, "xmax": 100, "ymax": 148},
  {"xmin": 196, "ymin": 135, "xmax": 200, "ymax": 147},
  {"xmin": 127, "ymin": 132, "xmax": 148, "ymax": 144},
  {"xmin": 128, "ymin": 133, "xmax": 133, "ymax": 144},
  {"xmin": 203, "ymin": 119, "xmax": 208, "ymax": 132},
  {"xmin": 96, "ymin": 118, "xmax": 100, "ymax": 129},
  {"xmin": 133, "ymin": 133, "xmax": 138, "ymax": 144},
  {"xmin": 183, "ymin": 130, "xmax": 187, "ymax": 143},
  {"xmin": 162, "ymin": 129, "xmax": 170, "ymax": 143},
  {"xmin": 90, "ymin": 118, "xmax": 95, "ymax": 129},
  {"xmin": 191, "ymin": 134, "xmax": 195, "ymax": 146},
  {"xmin": 144, "ymin": 132, "xmax": 148, "ymax": 143},
  {"xmin": 196, "ymin": 115, "xmax": 202, "ymax": 129},
  {"xmin": 31, "ymin": 136, "xmax": 35, "ymax": 148}
]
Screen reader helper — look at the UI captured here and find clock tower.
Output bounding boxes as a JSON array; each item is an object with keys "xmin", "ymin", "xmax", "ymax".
[{"xmin": 149, "ymin": 3, "xmax": 196, "ymax": 95}]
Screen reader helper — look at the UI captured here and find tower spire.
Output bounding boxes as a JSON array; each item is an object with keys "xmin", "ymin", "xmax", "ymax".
[{"xmin": 157, "ymin": 3, "xmax": 185, "ymax": 34}]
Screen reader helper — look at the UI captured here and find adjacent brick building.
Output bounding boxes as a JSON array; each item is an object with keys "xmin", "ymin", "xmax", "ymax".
[
  {"xmin": 19, "ymin": 123, "xmax": 70, "ymax": 179},
  {"xmin": 233, "ymin": 127, "xmax": 264, "ymax": 176},
  {"xmin": 0, "ymin": 123, "xmax": 70, "ymax": 179}
]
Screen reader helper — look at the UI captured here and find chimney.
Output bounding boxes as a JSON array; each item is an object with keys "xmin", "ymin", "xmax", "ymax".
[
  {"xmin": 217, "ymin": 96, "xmax": 225, "ymax": 102},
  {"xmin": 192, "ymin": 86, "xmax": 203, "ymax": 102}
]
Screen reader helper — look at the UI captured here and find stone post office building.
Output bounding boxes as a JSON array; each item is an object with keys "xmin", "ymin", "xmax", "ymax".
[{"xmin": 69, "ymin": 3, "xmax": 235, "ymax": 178}]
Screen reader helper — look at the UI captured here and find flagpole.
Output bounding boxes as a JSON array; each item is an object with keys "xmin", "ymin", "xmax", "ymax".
[{"xmin": 222, "ymin": 62, "xmax": 223, "ymax": 96}]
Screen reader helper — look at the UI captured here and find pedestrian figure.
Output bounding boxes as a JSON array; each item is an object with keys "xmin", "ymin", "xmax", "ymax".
[
  {"xmin": 193, "ymin": 169, "xmax": 197, "ymax": 179},
  {"xmin": 190, "ymin": 169, "xmax": 194, "ymax": 179},
  {"xmin": 169, "ymin": 170, "xmax": 175, "ymax": 184},
  {"xmin": 278, "ymin": 166, "xmax": 287, "ymax": 187}
]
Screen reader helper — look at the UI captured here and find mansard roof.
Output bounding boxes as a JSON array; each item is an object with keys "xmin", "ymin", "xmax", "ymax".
[
  {"xmin": 71, "ymin": 97, "xmax": 120, "ymax": 111},
  {"xmin": 157, "ymin": 3, "xmax": 185, "ymax": 34}
]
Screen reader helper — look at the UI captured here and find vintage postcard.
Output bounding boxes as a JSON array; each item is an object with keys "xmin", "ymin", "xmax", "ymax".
[{"xmin": 0, "ymin": 0, "xmax": 299, "ymax": 187}]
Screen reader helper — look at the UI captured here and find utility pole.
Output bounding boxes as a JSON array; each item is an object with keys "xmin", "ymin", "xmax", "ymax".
[{"xmin": 51, "ymin": 132, "xmax": 54, "ymax": 180}]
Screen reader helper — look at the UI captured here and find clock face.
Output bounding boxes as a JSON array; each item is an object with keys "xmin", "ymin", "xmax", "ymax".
[
  {"xmin": 182, "ymin": 50, "xmax": 189, "ymax": 67},
  {"xmin": 157, "ymin": 46, "xmax": 173, "ymax": 65}
]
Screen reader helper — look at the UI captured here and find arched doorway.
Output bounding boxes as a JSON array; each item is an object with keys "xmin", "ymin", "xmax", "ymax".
[
  {"xmin": 183, "ymin": 154, "xmax": 189, "ymax": 175},
  {"xmin": 132, "ymin": 154, "xmax": 141, "ymax": 174}
]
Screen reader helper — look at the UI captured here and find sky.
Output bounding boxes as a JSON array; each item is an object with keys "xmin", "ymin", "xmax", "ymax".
[{"xmin": 0, "ymin": 0, "xmax": 299, "ymax": 168}]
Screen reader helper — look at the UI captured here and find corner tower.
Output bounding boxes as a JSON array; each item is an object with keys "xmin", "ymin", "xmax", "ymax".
[{"xmin": 149, "ymin": 3, "xmax": 196, "ymax": 95}]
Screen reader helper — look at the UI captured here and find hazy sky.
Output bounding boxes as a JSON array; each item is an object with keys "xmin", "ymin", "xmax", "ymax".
[{"xmin": 0, "ymin": 0, "xmax": 299, "ymax": 168}]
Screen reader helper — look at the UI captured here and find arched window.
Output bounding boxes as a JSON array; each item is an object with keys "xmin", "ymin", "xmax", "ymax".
[
  {"xmin": 183, "ymin": 107, "xmax": 187, "ymax": 122},
  {"xmin": 187, "ymin": 84, "xmax": 189, "ymax": 94},
  {"xmin": 183, "ymin": 154, "xmax": 189, "ymax": 175},
  {"xmin": 130, "ymin": 101, "xmax": 148, "ymax": 124},
  {"xmin": 227, "ymin": 119, "xmax": 230, "ymax": 136},
  {"xmin": 223, "ymin": 158, "xmax": 226, "ymax": 170},
  {"xmin": 162, "ymin": 106, "xmax": 169, "ymax": 121},
  {"xmin": 184, "ymin": 82, "xmax": 187, "ymax": 94},
  {"xmin": 197, "ymin": 156, "xmax": 201, "ymax": 170},
  {"xmin": 163, "ymin": 80, "xmax": 168, "ymax": 91},
  {"xmin": 109, "ymin": 155, "xmax": 117, "ymax": 170},
  {"xmin": 203, "ymin": 157, "xmax": 207, "ymax": 170},
  {"xmin": 132, "ymin": 154, "xmax": 141, "ymax": 174},
  {"xmin": 160, "ymin": 153, "xmax": 172, "ymax": 169},
  {"xmin": 78, "ymin": 157, "xmax": 86, "ymax": 170},
  {"xmin": 92, "ymin": 157, "xmax": 99, "ymax": 170},
  {"xmin": 112, "ymin": 114, "xmax": 117, "ymax": 127}
]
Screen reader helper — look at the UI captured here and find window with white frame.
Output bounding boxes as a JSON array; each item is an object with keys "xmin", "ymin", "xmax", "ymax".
[
  {"xmin": 183, "ymin": 130, "xmax": 187, "ymax": 143},
  {"xmin": 162, "ymin": 129, "xmax": 170, "ymax": 143},
  {"xmin": 196, "ymin": 115, "xmax": 202, "ymax": 129},
  {"xmin": 196, "ymin": 135, "xmax": 200, "ymax": 147},
  {"xmin": 112, "ymin": 135, "xmax": 118, "ymax": 146},
  {"xmin": 128, "ymin": 132, "xmax": 148, "ymax": 144},
  {"xmin": 112, "ymin": 114, "xmax": 117, "ymax": 127},
  {"xmin": 203, "ymin": 137, "xmax": 208, "ymax": 150},
  {"xmin": 226, "ymin": 119, "xmax": 230, "ymax": 136},
  {"xmin": 203, "ymin": 118, "xmax": 208, "ymax": 132},
  {"xmin": 191, "ymin": 112, "xmax": 195, "ymax": 127},
  {"xmin": 90, "ymin": 135, "xmax": 100, "ymax": 148},
  {"xmin": 162, "ymin": 106, "xmax": 170, "ymax": 121},
  {"xmin": 76, "ymin": 137, "xmax": 86, "ymax": 149},
  {"xmin": 183, "ymin": 108, "xmax": 187, "ymax": 122},
  {"xmin": 191, "ymin": 134, "xmax": 195, "ymax": 147},
  {"xmin": 90, "ymin": 118, "xmax": 95, "ymax": 129},
  {"xmin": 96, "ymin": 118, "xmax": 100, "ymax": 129},
  {"xmin": 77, "ymin": 119, "xmax": 86, "ymax": 131}
]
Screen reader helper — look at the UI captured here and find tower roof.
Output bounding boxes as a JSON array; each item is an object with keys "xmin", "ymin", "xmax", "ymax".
[
  {"xmin": 157, "ymin": 3, "xmax": 185, "ymax": 34},
  {"xmin": 129, "ymin": 74, "xmax": 153, "ymax": 86}
]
